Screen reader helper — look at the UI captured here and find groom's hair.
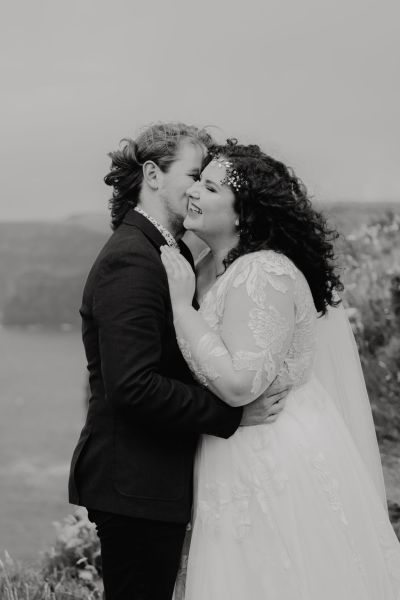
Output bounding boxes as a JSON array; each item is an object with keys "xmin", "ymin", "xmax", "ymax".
[{"xmin": 104, "ymin": 122, "xmax": 213, "ymax": 230}]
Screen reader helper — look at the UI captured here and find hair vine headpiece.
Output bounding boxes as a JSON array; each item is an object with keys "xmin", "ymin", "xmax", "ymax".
[{"xmin": 210, "ymin": 156, "xmax": 248, "ymax": 192}]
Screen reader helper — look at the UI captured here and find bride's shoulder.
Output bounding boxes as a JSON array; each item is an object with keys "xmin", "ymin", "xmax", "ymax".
[{"xmin": 234, "ymin": 250, "xmax": 298, "ymax": 279}]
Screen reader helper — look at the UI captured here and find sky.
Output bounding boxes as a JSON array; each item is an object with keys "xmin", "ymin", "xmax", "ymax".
[{"xmin": 1, "ymin": 0, "xmax": 399, "ymax": 221}]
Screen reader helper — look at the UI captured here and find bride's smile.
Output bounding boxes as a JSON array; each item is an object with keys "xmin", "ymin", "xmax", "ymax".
[{"xmin": 188, "ymin": 200, "xmax": 202, "ymax": 215}]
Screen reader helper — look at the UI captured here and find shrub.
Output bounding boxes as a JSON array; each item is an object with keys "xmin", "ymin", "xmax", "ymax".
[
  {"xmin": 0, "ymin": 510, "xmax": 103, "ymax": 599},
  {"xmin": 338, "ymin": 212, "xmax": 400, "ymax": 443}
]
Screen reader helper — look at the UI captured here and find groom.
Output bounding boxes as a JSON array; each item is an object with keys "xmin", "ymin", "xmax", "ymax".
[{"xmin": 68, "ymin": 122, "xmax": 286, "ymax": 600}]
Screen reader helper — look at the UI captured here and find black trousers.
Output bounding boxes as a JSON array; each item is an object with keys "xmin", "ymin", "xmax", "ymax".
[{"xmin": 88, "ymin": 510, "xmax": 187, "ymax": 600}]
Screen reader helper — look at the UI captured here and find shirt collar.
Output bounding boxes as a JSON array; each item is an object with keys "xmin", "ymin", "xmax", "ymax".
[{"xmin": 134, "ymin": 206, "xmax": 179, "ymax": 250}]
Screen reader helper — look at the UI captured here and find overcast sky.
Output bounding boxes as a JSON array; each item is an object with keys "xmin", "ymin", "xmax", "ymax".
[{"xmin": 1, "ymin": 0, "xmax": 399, "ymax": 221}]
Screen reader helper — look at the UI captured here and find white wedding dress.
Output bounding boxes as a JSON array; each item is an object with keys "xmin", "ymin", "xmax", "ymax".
[{"xmin": 173, "ymin": 250, "xmax": 400, "ymax": 600}]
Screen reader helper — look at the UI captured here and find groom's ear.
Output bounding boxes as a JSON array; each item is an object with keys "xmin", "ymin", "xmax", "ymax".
[{"xmin": 143, "ymin": 160, "xmax": 161, "ymax": 191}]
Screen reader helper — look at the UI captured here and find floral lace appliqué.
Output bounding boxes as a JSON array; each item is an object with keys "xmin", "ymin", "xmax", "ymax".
[
  {"xmin": 232, "ymin": 253, "xmax": 295, "ymax": 309},
  {"xmin": 197, "ymin": 332, "xmax": 228, "ymax": 359},
  {"xmin": 177, "ymin": 337, "xmax": 221, "ymax": 387},
  {"xmin": 232, "ymin": 350, "xmax": 266, "ymax": 394},
  {"xmin": 249, "ymin": 306, "xmax": 290, "ymax": 352},
  {"xmin": 312, "ymin": 452, "xmax": 348, "ymax": 526},
  {"xmin": 378, "ymin": 521, "xmax": 400, "ymax": 584},
  {"xmin": 196, "ymin": 429, "xmax": 289, "ymax": 541}
]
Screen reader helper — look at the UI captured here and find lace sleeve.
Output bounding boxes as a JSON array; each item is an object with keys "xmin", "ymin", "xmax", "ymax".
[{"xmin": 174, "ymin": 254, "xmax": 296, "ymax": 407}]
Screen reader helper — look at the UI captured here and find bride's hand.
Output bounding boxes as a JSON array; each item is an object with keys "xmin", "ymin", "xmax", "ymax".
[{"xmin": 160, "ymin": 246, "xmax": 195, "ymax": 314}]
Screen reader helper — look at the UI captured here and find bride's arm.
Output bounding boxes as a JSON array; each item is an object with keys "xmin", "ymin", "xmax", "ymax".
[{"xmin": 161, "ymin": 247, "xmax": 295, "ymax": 407}]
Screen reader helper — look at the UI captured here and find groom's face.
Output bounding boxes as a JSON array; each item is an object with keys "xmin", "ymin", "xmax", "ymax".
[{"xmin": 158, "ymin": 140, "xmax": 204, "ymax": 231}]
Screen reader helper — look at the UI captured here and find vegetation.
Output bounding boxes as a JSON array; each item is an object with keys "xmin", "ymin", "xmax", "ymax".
[
  {"xmin": 334, "ymin": 211, "xmax": 400, "ymax": 444},
  {"xmin": 0, "ymin": 511, "xmax": 103, "ymax": 599},
  {"xmin": 328, "ymin": 208, "xmax": 400, "ymax": 530}
]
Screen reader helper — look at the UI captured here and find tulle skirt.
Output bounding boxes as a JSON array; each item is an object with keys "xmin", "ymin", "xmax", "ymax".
[{"xmin": 175, "ymin": 377, "xmax": 400, "ymax": 599}]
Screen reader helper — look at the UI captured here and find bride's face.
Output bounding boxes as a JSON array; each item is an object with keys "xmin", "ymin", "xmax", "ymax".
[{"xmin": 183, "ymin": 159, "xmax": 238, "ymax": 241}]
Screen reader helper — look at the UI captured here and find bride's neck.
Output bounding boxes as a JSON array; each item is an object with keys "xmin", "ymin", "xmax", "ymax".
[{"xmin": 207, "ymin": 236, "xmax": 238, "ymax": 278}]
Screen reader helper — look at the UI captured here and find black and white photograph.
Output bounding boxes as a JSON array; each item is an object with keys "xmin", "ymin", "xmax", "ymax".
[{"xmin": 1, "ymin": 0, "xmax": 400, "ymax": 598}]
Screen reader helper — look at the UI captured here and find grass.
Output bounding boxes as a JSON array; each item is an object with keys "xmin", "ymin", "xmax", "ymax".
[{"xmin": 0, "ymin": 510, "xmax": 103, "ymax": 599}]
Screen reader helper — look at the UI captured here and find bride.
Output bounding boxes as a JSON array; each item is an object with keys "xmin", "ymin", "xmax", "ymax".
[{"xmin": 161, "ymin": 140, "xmax": 400, "ymax": 599}]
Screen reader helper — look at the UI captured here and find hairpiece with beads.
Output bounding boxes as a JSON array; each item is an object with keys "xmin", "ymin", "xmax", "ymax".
[{"xmin": 210, "ymin": 156, "xmax": 249, "ymax": 191}]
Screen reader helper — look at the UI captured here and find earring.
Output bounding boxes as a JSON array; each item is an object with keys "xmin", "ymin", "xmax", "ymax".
[{"xmin": 235, "ymin": 218, "xmax": 240, "ymax": 227}]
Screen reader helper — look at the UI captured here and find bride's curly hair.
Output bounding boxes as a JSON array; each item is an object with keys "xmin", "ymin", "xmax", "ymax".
[{"xmin": 210, "ymin": 140, "xmax": 343, "ymax": 315}]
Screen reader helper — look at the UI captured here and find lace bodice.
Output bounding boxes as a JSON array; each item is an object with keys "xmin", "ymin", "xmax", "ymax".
[{"xmin": 176, "ymin": 250, "xmax": 317, "ymax": 406}]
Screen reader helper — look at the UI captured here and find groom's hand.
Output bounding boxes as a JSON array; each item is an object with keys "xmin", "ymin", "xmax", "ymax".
[{"xmin": 240, "ymin": 385, "xmax": 291, "ymax": 427}]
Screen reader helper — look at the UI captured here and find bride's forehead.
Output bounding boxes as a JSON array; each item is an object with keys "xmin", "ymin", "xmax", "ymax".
[{"xmin": 202, "ymin": 159, "xmax": 227, "ymax": 183}]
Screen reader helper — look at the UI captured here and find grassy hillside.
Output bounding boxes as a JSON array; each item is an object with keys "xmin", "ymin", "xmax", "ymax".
[
  {"xmin": 0, "ymin": 220, "xmax": 109, "ymax": 325},
  {"xmin": 0, "ymin": 221, "xmax": 108, "ymax": 292}
]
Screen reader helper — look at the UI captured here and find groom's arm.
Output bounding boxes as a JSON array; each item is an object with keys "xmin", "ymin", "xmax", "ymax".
[{"xmin": 94, "ymin": 247, "xmax": 242, "ymax": 437}]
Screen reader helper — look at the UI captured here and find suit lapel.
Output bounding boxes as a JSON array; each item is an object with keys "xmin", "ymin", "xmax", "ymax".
[
  {"xmin": 123, "ymin": 209, "xmax": 199, "ymax": 309},
  {"xmin": 123, "ymin": 209, "xmax": 167, "ymax": 250}
]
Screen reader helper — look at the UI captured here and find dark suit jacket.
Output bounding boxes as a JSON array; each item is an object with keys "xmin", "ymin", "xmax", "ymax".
[{"xmin": 68, "ymin": 209, "xmax": 242, "ymax": 523}]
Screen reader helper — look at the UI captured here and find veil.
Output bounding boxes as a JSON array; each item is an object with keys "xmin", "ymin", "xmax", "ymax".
[{"xmin": 313, "ymin": 301, "xmax": 387, "ymax": 509}]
